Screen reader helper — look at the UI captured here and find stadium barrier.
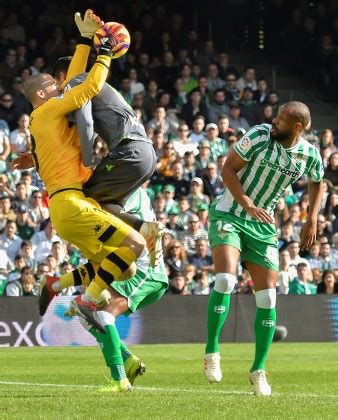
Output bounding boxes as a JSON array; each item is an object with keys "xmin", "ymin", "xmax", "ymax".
[{"xmin": 0, "ymin": 295, "xmax": 337, "ymax": 347}]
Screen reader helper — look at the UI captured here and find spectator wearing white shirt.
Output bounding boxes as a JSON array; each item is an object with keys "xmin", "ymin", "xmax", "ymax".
[
  {"xmin": 178, "ymin": 214, "xmax": 208, "ymax": 256},
  {"xmin": 192, "ymin": 271, "xmax": 210, "ymax": 295},
  {"xmin": 0, "ymin": 126, "xmax": 10, "ymax": 171},
  {"xmin": 19, "ymin": 171, "xmax": 38, "ymax": 197},
  {"xmin": 277, "ymin": 249, "xmax": 292, "ymax": 294},
  {"xmin": 306, "ymin": 241, "xmax": 322, "ymax": 270},
  {"xmin": 188, "ymin": 115, "xmax": 206, "ymax": 145},
  {"xmin": 30, "ymin": 219, "xmax": 61, "ymax": 264},
  {"xmin": 236, "ymin": 66, "xmax": 257, "ymax": 91},
  {"xmin": 0, "ymin": 220, "xmax": 22, "ymax": 262},
  {"xmin": 9, "ymin": 113, "xmax": 30, "ymax": 154},
  {"xmin": 172, "ymin": 122, "xmax": 198, "ymax": 158},
  {"xmin": 29, "ymin": 56, "xmax": 45, "ymax": 76},
  {"xmin": 129, "ymin": 68, "xmax": 145, "ymax": 96},
  {"xmin": 29, "ymin": 190, "xmax": 49, "ymax": 225},
  {"xmin": 6, "ymin": 266, "xmax": 38, "ymax": 296},
  {"xmin": 0, "ymin": 248, "xmax": 14, "ymax": 277},
  {"xmin": 287, "ymin": 241, "xmax": 311, "ymax": 279}
]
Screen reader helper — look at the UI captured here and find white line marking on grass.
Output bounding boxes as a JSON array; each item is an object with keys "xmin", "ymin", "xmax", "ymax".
[
  {"xmin": 0, "ymin": 381, "xmax": 337, "ymax": 399},
  {"xmin": 0, "ymin": 381, "xmax": 96, "ymax": 389}
]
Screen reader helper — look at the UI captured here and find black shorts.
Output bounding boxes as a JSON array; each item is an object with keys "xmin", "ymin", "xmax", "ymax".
[{"xmin": 84, "ymin": 139, "xmax": 156, "ymax": 204}]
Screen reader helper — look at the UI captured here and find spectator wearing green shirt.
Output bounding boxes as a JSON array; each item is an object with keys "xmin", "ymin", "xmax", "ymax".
[
  {"xmin": 204, "ymin": 123, "xmax": 228, "ymax": 162},
  {"xmin": 289, "ymin": 263, "xmax": 317, "ymax": 295},
  {"xmin": 15, "ymin": 204, "xmax": 35, "ymax": 240},
  {"xmin": 180, "ymin": 64, "xmax": 198, "ymax": 93}
]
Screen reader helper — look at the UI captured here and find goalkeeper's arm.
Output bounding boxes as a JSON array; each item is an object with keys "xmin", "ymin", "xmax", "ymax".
[{"xmin": 61, "ymin": 9, "xmax": 104, "ymax": 89}]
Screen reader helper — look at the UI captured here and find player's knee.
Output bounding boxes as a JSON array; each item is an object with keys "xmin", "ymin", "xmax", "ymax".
[
  {"xmin": 119, "ymin": 262, "xmax": 137, "ymax": 280},
  {"xmin": 214, "ymin": 273, "xmax": 237, "ymax": 294},
  {"xmin": 126, "ymin": 230, "xmax": 146, "ymax": 257},
  {"xmin": 255, "ymin": 288, "xmax": 276, "ymax": 309}
]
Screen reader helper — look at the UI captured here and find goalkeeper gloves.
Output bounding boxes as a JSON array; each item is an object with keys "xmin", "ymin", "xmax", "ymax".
[{"xmin": 74, "ymin": 9, "xmax": 103, "ymax": 39}]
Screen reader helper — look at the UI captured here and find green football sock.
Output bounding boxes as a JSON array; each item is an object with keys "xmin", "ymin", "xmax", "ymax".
[
  {"xmin": 205, "ymin": 291, "xmax": 231, "ymax": 354},
  {"xmin": 95, "ymin": 325, "xmax": 126, "ymax": 381},
  {"xmin": 89, "ymin": 327, "xmax": 133, "ymax": 364},
  {"xmin": 251, "ymin": 308, "xmax": 276, "ymax": 372},
  {"xmin": 120, "ymin": 341, "xmax": 133, "ymax": 362}
]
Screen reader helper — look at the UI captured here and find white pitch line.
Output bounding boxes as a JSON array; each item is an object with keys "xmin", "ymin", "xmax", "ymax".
[{"xmin": 0, "ymin": 381, "xmax": 337, "ymax": 399}]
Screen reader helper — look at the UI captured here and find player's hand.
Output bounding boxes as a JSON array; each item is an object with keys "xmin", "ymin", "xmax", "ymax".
[
  {"xmin": 300, "ymin": 219, "xmax": 317, "ymax": 250},
  {"xmin": 96, "ymin": 34, "xmax": 124, "ymax": 58},
  {"xmin": 74, "ymin": 9, "xmax": 104, "ymax": 39},
  {"xmin": 11, "ymin": 152, "xmax": 34, "ymax": 170},
  {"xmin": 247, "ymin": 206, "xmax": 275, "ymax": 224}
]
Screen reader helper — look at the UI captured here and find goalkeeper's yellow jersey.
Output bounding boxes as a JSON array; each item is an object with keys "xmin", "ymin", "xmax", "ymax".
[{"xmin": 29, "ymin": 47, "xmax": 109, "ymax": 196}]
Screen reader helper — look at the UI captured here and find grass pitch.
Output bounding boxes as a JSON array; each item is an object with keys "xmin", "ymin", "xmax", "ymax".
[{"xmin": 0, "ymin": 343, "xmax": 337, "ymax": 419}]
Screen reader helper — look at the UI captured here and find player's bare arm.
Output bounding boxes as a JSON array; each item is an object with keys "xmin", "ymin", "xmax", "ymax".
[
  {"xmin": 300, "ymin": 180, "xmax": 324, "ymax": 250},
  {"xmin": 221, "ymin": 147, "xmax": 275, "ymax": 224}
]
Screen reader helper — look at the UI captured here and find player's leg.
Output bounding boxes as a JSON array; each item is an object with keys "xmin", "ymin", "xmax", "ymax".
[
  {"xmin": 79, "ymin": 287, "xmax": 132, "ymax": 393},
  {"xmin": 102, "ymin": 203, "xmax": 164, "ymax": 267},
  {"xmin": 204, "ymin": 244, "xmax": 239, "ymax": 383},
  {"xmin": 243, "ymin": 239, "xmax": 278, "ymax": 396},
  {"xmin": 46, "ymin": 192, "xmax": 145, "ymax": 328},
  {"xmin": 205, "ymin": 207, "xmax": 241, "ymax": 383},
  {"xmin": 101, "ymin": 273, "xmax": 167, "ymax": 385}
]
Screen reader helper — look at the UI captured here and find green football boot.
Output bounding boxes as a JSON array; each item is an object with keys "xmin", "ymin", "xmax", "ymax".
[
  {"xmin": 97, "ymin": 377, "xmax": 132, "ymax": 393},
  {"xmin": 124, "ymin": 355, "xmax": 146, "ymax": 385}
]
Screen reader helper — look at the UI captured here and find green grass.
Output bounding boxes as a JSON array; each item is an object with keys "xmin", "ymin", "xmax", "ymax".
[{"xmin": 0, "ymin": 343, "xmax": 337, "ymax": 419}]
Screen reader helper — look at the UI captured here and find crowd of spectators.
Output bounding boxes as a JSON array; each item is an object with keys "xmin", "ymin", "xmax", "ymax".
[
  {"xmin": 264, "ymin": 0, "xmax": 338, "ymax": 100},
  {"xmin": 0, "ymin": 1, "xmax": 337, "ymax": 299}
]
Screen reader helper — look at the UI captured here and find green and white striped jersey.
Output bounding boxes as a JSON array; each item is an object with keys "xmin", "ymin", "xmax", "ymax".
[{"xmin": 216, "ymin": 124, "xmax": 324, "ymax": 221}]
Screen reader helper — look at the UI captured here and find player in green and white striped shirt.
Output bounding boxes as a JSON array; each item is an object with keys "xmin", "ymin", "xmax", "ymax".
[{"xmin": 205, "ymin": 102, "xmax": 324, "ymax": 396}]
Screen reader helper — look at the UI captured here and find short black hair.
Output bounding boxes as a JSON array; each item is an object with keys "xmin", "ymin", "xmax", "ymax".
[{"xmin": 52, "ymin": 56, "xmax": 72, "ymax": 78}]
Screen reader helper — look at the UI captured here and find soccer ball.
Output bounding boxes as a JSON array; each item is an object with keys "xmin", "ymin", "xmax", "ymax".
[{"xmin": 93, "ymin": 22, "xmax": 130, "ymax": 58}]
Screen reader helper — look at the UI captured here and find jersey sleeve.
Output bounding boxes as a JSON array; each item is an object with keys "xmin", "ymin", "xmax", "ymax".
[
  {"xmin": 73, "ymin": 102, "xmax": 95, "ymax": 168},
  {"xmin": 46, "ymin": 54, "xmax": 111, "ymax": 117},
  {"xmin": 305, "ymin": 147, "xmax": 324, "ymax": 182},
  {"xmin": 233, "ymin": 124, "xmax": 270, "ymax": 161},
  {"xmin": 61, "ymin": 44, "xmax": 91, "ymax": 90}
]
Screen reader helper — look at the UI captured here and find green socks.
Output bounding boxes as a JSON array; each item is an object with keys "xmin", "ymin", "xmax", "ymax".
[
  {"xmin": 251, "ymin": 307, "xmax": 276, "ymax": 372},
  {"xmin": 94, "ymin": 324, "xmax": 126, "ymax": 381},
  {"xmin": 120, "ymin": 341, "xmax": 133, "ymax": 362},
  {"xmin": 205, "ymin": 290, "xmax": 231, "ymax": 354}
]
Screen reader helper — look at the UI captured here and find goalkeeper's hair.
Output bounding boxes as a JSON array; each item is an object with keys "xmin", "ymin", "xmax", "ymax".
[{"xmin": 52, "ymin": 56, "xmax": 72, "ymax": 78}]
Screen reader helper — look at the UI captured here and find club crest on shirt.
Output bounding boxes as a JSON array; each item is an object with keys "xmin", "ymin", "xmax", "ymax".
[
  {"xmin": 239, "ymin": 136, "xmax": 250, "ymax": 150},
  {"xmin": 279, "ymin": 154, "xmax": 290, "ymax": 167}
]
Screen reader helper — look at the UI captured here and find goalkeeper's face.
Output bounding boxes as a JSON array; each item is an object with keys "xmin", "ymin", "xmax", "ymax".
[{"xmin": 39, "ymin": 75, "xmax": 60, "ymax": 101}]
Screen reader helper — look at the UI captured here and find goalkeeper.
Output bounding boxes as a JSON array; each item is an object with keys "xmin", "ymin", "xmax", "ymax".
[
  {"xmin": 14, "ymin": 10, "xmax": 162, "ymax": 266},
  {"xmin": 21, "ymin": 11, "xmax": 148, "ymax": 332}
]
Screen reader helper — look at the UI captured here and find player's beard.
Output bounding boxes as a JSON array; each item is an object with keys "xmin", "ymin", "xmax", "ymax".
[{"xmin": 270, "ymin": 126, "xmax": 293, "ymax": 143}]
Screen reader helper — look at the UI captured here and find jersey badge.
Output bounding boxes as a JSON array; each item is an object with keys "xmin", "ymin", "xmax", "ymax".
[{"xmin": 238, "ymin": 136, "xmax": 250, "ymax": 150}]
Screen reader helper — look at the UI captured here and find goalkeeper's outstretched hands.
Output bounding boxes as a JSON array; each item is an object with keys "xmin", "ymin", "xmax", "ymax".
[{"xmin": 74, "ymin": 9, "xmax": 103, "ymax": 39}]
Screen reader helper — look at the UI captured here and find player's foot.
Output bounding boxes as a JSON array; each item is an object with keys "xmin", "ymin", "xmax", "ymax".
[
  {"xmin": 204, "ymin": 352, "xmax": 222, "ymax": 383},
  {"xmin": 249, "ymin": 370, "xmax": 271, "ymax": 396},
  {"xmin": 124, "ymin": 355, "xmax": 146, "ymax": 385},
  {"xmin": 67, "ymin": 295, "xmax": 106, "ymax": 334},
  {"xmin": 140, "ymin": 221, "xmax": 164, "ymax": 267},
  {"xmin": 38, "ymin": 274, "xmax": 60, "ymax": 316},
  {"xmin": 97, "ymin": 377, "xmax": 132, "ymax": 393}
]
